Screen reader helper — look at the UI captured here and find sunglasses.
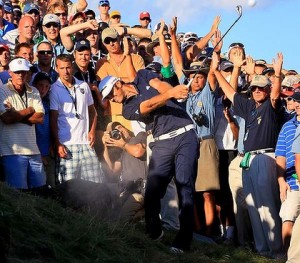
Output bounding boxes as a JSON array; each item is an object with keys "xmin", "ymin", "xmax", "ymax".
[
  {"xmin": 28, "ymin": 10, "xmax": 39, "ymax": 16},
  {"xmin": 103, "ymin": 37, "xmax": 118, "ymax": 45},
  {"xmin": 38, "ymin": 50, "xmax": 53, "ymax": 55},
  {"xmin": 54, "ymin": 12, "xmax": 67, "ymax": 17},
  {"xmin": 44, "ymin": 23, "xmax": 59, "ymax": 28},
  {"xmin": 229, "ymin": 42, "xmax": 244, "ymax": 49},
  {"xmin": 282, "ymin": 86, "xmax": 294, "ymax": 91},
  {"xmin": 285, "ymin": 97, "xmax": 294, "ymax": 101},
  {"xmin": 100, "ymin": 4, "xmax": 109, "ymax": 7},
  {"xmin": 250, "ymin": 86, "xmax": 266, "ymax": 92},
  {"xmin": 140, "ymin": 17, "xmax": 150, "ymax": 21},
  {"xmin": 111, "ymin": 15, "xmax": 121, "ymax": 19}
]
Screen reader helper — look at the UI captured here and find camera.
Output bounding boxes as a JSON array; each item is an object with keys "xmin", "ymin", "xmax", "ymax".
[
  {"xmin": 110, "ymin": 129, "xmax": 122, "ymax": 140},
  {"xmin": 192, "ymin": 113, "xmax": 206, "ymax": 127}
]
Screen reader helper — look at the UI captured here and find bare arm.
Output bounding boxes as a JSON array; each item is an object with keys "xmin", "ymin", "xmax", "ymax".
[
  {"xmin": 115, "ymin": 26, "xmax": 152, "ymax": 39},
  {"xmin": 122, "ymin": 37, "xmax": 137, "ymax": 82},
  {"xmin": 149, "ymin": 77, "xmax": 173, "ymax": 94},
  {"xmin": 169, "ymin": 17, "xmax": 184, "ymax": 80},
  {"xmin": 50, "ymin": 109, "xmax": 67, "ymax": 158},
  {"xmin": 186, "ymin": 16, "xmax": 221, "ymax": 62},
  {"xmin": 270, "ymin": 52, "xmax": 283, "ymax": 108},
  {"xmin": 229, "ymin": 49, "xmax": 244, "ymax": 91},
  {"xmin": 211, "ymin": 52, "xmax": 236, "ymax": 102},
  {"xmin": 60, "ymin": 20, "xmax": 98, "ymax": 51},
  {"xmin": 74, "ymin": 0, "xmax": 87, "ymax": 12},
  {"xmin": 26, "ymin": 112, "xmax": 44, "ymax": 124},
  {"xmin": 0, "ymin": 106, "xmax": 35, "ymax": 124},
  {"xmin": 156, "ymin": 20, "xmax": 170, "ymax": 67},
  {"xmin": 88, "ymin": 104, "xmax": 97, "ymax": 147},
  {"xmin": 276, "ymin": 155, "xmax": 290, "ymax": 202}
]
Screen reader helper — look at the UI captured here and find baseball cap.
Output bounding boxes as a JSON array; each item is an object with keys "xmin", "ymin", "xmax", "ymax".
[
  {"xmin": 182, "ymin": 32, "xmax": 198, "ymax": 43},
  {"xmin": 282, "ymin": 75, "xmax": 300, "ymax": 88},
  {"xmin": 153, "ymin": 22, "xmax": 168, "ymax": 33},
  {"xmin": 182, "ymin": 61, "xmax": 209, "ymax": 77},
  {"xmin": 220, "ymin": 60, "xmax": 234, "ymax": 71},
  {"xmin": 249, "ymin": 75, "xmax": 271, "ymax": 89},
  {"xmin": 42, "ymin": 14, "xmax": 60, "ymax": 26},
  {"xmin": 291, "ymin": 92, "xmax": 300, "ymax": 102},
  {"xmin": 101, "ymin": 28, "xmax": 118, "ymax": 41},
  {"xmin": 74, "ymin": 39, "xmax": 91, "ymax": 51},
  {"xmin": 0, "ymin": 44, "xmax": 9, "ymax": 52},
  {"xmin": 23, "ymin": 3, "xmax": 39, "ymax": 14},
  {"xmin": 9, "ymin": 58, "xmax": 32, "ymax": 72},
  {"xmin": 69, "ymin": 11, "xmax": 86, "ymax": 24},
  {"xmin": 84, "ymin": 9, "xmax": 96, "ymax": 18},
  {"xmin": 139, "ymin": 11, "xmax": 151, "ymax": 20},
  {"xmin": 98, "ymin": 76, "xmax": 120, "ymax": 100},
  {"xmin": 99, "ymin": 0, "xmax": 110, "ymax": 6},
  {"xmin": 262, "ymin": 67, "xmax": 275, "ymax": 76},
  {"xmin": 145, "ymin": 62, "xmax": 162, "ymax": 73},
  {"xmin": 146, "ymin": 33, "xmax": 171, "ymax": 56},
  {"xmin": 110, "ymin": 10, "xmax": 121, "ymax": 18},
  {"xmin": 4, "ymin": 2, "xmax": 13, "ymax": 13}
]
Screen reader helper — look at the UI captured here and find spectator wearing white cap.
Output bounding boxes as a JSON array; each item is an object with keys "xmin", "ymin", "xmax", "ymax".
[
  {"xmin": 0, "ymin": 57, "xmax": 46, "ymax": 190},
  {"xmin": 34, "ymin": 14, "xmax": 69, "ymax": 62}
]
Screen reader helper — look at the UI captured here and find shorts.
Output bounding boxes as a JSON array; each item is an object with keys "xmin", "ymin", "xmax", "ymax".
[
  {"xmin": 57, "ymin": 144, "xmax": 104, "ymax": 183},
  {"xmin": 195, "ymin": 138, "xmax": 220, "ymax": 191},
  {"xmin": 2, "ymin": 154, "xmax": 46, "ymax": 189},
  {"xmin": 279, "ymin": 190, "xmax": 300, "ymax": 222}
]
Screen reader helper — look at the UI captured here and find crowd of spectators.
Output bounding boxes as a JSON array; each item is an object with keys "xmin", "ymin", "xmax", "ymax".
[{"xmin": 0, "ymin": 0, "xmax": 300, "ymax": 261}]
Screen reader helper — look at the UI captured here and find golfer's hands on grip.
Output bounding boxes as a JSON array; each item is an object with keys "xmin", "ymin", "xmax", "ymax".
[{"xmin": 169, "ymin": 84, "xmax": 189, "ymax": 100}]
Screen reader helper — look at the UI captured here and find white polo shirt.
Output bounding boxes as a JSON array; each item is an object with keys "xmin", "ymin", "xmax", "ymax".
[
  {"xmin": 50, "ymin": 77, "xmax": 94, "ymax": 145},
  {"xmin": 0, "ymin": 80, "xmax": 44, "ymax": 156}
]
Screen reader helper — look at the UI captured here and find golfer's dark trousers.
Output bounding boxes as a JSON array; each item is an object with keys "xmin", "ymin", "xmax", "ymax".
[{"xmin": 145, "ymin": 130, "xmax": 199, "ymax": 249}]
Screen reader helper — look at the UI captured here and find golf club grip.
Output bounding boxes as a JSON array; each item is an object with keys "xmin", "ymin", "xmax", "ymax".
[{"xmin": 177, "ymin": 78, "xmax": 193, "ymax": 103}]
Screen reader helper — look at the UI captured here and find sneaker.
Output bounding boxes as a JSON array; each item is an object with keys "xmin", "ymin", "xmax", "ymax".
[{"xmin": 170, "ymin": 246, "xmax": 184, "ymax": 255}]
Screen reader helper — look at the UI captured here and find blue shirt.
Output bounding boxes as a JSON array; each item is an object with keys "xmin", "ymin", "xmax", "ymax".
[
  {"xmin": 275, "ymin": 116, "xmax": 300, "ymax": 190},
  {"xmin": 35, "ymin": 97, "xmax": 50, "ymax": 156},
  {"xmin": 122, "ymin": 69, "xmax": 193, "ymax": 137},
  {"xmin": 186, "ymin": 83, "xmax": 217, "ymax": 137},
  {"xmin": 0, "ymin": 19, "xmax": 16, "ymax": 37}
]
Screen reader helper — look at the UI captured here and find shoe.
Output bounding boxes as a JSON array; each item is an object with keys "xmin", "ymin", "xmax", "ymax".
[{"xmin": 170, "ymin": 246, "xmax": 184, "ymax": 255}]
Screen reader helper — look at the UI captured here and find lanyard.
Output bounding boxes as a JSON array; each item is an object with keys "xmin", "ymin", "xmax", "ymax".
[
  {"xmin": 18, "ymin": 88, "xmax": 28, "ymax": 108},
  {"xmin": 62, "ymin": 81, "xmax": 81, "ymax": 119},
  {"xmin": 81, "ymin": 71, "xmax": 90, "ymax": 83}
]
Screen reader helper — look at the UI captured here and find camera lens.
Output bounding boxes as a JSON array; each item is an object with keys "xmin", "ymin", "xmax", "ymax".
[{"xmin": 110, "ymin": 129, "xmax": 121, "ymax": 140}]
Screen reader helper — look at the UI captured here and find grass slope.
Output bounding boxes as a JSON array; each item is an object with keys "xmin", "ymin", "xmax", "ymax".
[{"xmin": 0, "ymin": 183, "xmax": 284, "ymax": 263}]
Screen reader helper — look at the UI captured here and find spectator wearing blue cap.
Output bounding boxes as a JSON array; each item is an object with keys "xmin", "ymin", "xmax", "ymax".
[
  {"xmin": 3, "ymin": 2, "xmax": 16, "ymax": 26},
  {"xmin": 96, "ymin": 0, "xmax": 110, "ymax": 24},
  {"xmin": 0, "ymin": 0, "xmax": 16, "ymax": 37}
]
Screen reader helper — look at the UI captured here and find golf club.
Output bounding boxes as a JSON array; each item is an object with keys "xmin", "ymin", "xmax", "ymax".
[{"xmin": 178, "ymin": 5, "xmax": 243, "ymax": 102}]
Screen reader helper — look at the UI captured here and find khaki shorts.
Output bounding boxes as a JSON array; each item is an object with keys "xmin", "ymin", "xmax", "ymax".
[
  {"xmin": 279, "ymin": 190, "xmax": 300, "ymax": 222},
  {"xmin": 195, "ymin": 138, "xmax": 220, "ymax": 192}
]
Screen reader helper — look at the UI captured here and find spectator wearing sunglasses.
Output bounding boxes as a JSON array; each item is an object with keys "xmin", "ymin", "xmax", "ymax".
[
  {"xmin": 34, "ymin": 14, "xmax": 69, "ymax": 62},
  {"xmin": 212, "ymin": 52, "xmax": 284, "ymax": 258},
  {"xmin": 47, "ymin": 2, "xmax": 68, "ymax": 28},
  {"xmin": 47, "ymin": 0, "xmax": 87, "ymax": 17},
  {"xmin": 96, "ymin": 27, "xmax": 144, "ymax": 132},
  {"xmin": 31, "ymin": 41, "xmax": 58, "ymax": 84},
  {"xmin": 139, "ymin": 11, "xmax": 151, "ymax": 29}
]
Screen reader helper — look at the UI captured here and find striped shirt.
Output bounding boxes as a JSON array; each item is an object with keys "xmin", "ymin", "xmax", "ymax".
[{"xmin": 275, "ymin": 116, "xmax": 300, "ymax": 190}]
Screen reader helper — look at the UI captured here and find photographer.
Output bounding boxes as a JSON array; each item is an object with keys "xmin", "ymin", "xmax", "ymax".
[
  {"xmin": 184, "ymin": 60, "xmax": 220, "ymax": 238},
  {"xmin": 102, "ymin": 121, "xmax": 147, "ymax": 221}
]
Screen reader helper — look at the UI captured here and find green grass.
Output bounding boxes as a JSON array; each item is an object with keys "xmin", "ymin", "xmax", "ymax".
[{"xmin": 0, "ymin": 183, "xmax": 285, "ymax": 263}]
